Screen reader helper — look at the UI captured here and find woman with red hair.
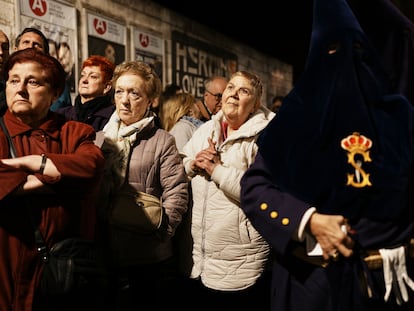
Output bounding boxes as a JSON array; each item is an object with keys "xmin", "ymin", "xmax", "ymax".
[
  {"xmin": 57, "ymin": 55, "xmax": 115, "ymax": 131},
  {"xmin": 0, "ymin": 48, "xmax": 105, "ymax": 310}
]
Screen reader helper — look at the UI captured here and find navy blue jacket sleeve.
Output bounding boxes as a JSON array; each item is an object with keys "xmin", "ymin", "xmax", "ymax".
[{"xmin": 240, "ymin": 153, "xmax": 311, "ymax": 256}]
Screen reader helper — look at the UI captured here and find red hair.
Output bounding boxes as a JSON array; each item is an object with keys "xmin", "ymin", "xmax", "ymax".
[
  {"xmin": 82, "ymin": 55, "xmax": 115, "ymax": 83},
  {"xmin": 4, "ymin": 48, "xmax": 66, "ymax": 97}
]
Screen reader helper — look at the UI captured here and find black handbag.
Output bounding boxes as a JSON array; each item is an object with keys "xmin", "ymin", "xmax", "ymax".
[
  {"xmin": 37, "ymin": 236, "xmax": 108, "ymax": 297},
  {"xmin": 0, "ymin": 117, "xmax": 108, "ymax": 298}
]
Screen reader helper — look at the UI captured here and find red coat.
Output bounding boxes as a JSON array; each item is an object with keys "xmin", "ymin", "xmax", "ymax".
[{"xmin": 0, "ymin": 110, "xmax": 105, "ymax": 310}]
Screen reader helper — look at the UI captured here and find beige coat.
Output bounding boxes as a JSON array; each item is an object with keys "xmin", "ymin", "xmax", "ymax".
[{"xmin": 96, "ymin": 113, "xmax": 189, "ymax": 266}]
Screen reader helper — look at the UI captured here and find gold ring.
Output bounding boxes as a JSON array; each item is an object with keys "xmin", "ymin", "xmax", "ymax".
[{"xmin": 329, "ymin": 250, "xmax": 340, "ymax": 261}]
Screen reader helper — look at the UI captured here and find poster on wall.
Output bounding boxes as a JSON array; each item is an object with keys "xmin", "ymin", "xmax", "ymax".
[
  {"xmin": 87, "ymin": 12, "xmax": 126, "ymax": 65},
  {"xmin": 171, "ymin": 31, "xmax": 238, "ymax": 98},
  {"xmin": 132, "ymin": 27, "xmax": 164, "ymax": 83},
  {"xmin": 19, "ymin": 0, "xmax": 77, "ymax": 94},
  {"xmin": 0, "ymin": 0, "xmax": 13, "ymax": 33},
  {"xmin": 0, "ymin": 25, "xmax": 11, "ymax": 38}
]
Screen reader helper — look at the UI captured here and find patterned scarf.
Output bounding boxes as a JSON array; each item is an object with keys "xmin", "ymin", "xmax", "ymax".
[{"xmin": 101, "ymin": 111, "xmax": 154, "ymax": 188}]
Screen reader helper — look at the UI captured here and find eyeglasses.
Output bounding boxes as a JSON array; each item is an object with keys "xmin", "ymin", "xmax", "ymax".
[{"xmin": 205, "ymin": 89, "xmax": 222, "ymax": 101}]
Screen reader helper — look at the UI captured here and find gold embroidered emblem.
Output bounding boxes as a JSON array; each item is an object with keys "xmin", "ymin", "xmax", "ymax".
[{"xmin": 340, "ymin": 132, "xmax": 372, "ymax": 188}]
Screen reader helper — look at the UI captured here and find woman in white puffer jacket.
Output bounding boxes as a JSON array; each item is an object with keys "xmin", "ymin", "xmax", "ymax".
[{"xmin": 180, "ymin": 70, "xmax": 275, "ymax": 310}]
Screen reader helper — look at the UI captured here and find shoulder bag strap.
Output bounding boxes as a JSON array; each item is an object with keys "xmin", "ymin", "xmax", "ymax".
[
  {"xmin": 0, "ymin": 116, "xmax": 17, "ymax": 158},
  {"xmin": 0, "ymin": 116, "xmax": 49, "ymax": 261}
]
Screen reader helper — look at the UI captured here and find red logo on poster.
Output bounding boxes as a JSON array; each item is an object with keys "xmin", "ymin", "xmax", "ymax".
[
  {"xmin": 93, "ymin": 18, "xmax": 107, "ymax": 35},
  {"xmin": 139, "ymin": 34, "xmax": 149, "ymax": 48},
  {"xmin": 29, "ymin": 0, "xmax": 47, "ymax": 17}
]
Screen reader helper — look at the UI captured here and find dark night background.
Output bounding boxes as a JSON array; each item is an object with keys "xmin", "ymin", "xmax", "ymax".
[{"xmin": 151, "ymin": 0, "xmax": 414, "ymax": 82}]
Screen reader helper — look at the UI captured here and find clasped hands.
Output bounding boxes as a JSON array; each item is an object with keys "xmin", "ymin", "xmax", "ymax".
[{"xmin": 191, "ymin": 137, "xmax": 221, "ymax": 178}]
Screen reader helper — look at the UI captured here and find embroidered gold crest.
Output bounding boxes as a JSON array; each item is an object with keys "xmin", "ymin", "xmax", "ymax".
[{"xmin": 340, "ymin": 132, "xmax": 372, "ymax": 188}]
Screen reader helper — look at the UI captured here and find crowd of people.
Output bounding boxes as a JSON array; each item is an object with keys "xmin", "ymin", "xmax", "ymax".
[{"xmin": 2, "ymin": 0, "xmax": 414, "ymax": 309}]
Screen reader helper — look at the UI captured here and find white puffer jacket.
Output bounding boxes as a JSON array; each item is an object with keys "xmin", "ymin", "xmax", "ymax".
[{"xmin": 181, "ymin": 107, "xmax": 274, "ymax": 291}]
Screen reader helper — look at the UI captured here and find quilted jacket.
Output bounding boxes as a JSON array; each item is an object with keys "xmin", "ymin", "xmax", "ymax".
[{"xmin": 181, "ymin": 107, "xmax": 274, "ymax": 290}]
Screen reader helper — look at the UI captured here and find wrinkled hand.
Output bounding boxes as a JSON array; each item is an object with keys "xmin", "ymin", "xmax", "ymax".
[
  {"xmin": 308, "ymin": 212, "xmax": 355, "ymax": 261},
  {"xmin": 11, "ymin": 175, "xmax": 50, "ymax": 195},
  {"xmin": 2, "ymin": 155, "xmax": 41, "ymax": 172},
  {"xmin": 380, "ymin": 246, "xmax": 414, "ymax": 305},
  {"xmin": 192, "ymin": 138, "xmax": 221, "ymax": 177},
  {"xmin": 2, "ymin": 156, "xmax": 59, "ymax": 194}
]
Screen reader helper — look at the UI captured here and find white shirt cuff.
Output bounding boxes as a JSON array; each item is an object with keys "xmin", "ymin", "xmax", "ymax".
[{"xmin": 295, "ymin": 207, "xmax": 316, "ymax": 241}]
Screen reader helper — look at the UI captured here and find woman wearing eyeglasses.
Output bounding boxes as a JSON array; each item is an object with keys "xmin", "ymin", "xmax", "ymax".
[{"xmin": 180, "ymin": 70, "xmax": 275, "ymax": 310}]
